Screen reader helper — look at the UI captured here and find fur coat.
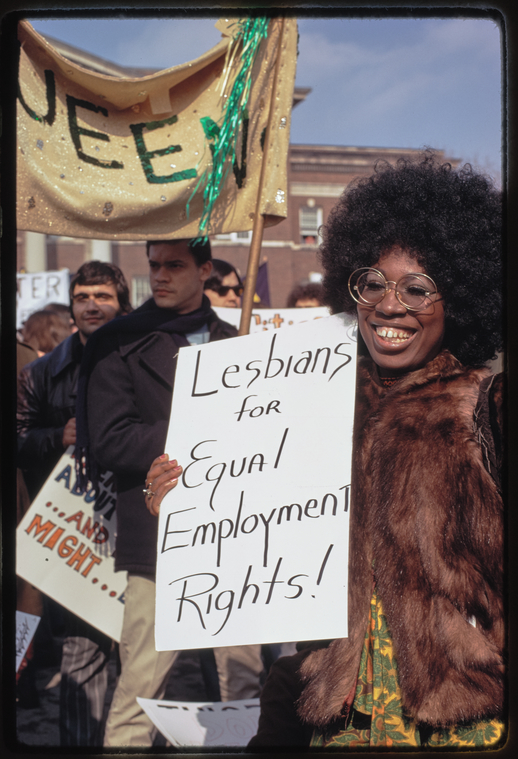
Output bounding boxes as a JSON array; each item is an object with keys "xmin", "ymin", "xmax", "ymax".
[{"xmin": 298, "ymin": 350, "xmax": 504, "ymax": 729}]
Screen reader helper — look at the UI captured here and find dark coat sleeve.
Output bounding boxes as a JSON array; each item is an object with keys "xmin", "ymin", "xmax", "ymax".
[
  {"xmin": 86, "ymin": 336, "xmax": 170, "ymax": 477},
  {"xmin": 17, "ymin": 359, "xmax": 67, "ymax": 467}
]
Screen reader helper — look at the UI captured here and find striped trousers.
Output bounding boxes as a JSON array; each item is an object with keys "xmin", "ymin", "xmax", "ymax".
[{"xmin": 59, "ymin": 612, "xmax": 113, "ymax": 746}]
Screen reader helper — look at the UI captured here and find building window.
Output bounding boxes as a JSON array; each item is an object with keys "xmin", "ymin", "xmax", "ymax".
[
  {"xmin": 299, "ymin": 205, "xmax": 323, "ymax": 244},
  {"xmin": 214, "ymin": 231, "xmax": 252, "ymax": 244},
  {"xmin": 132, "ymin": 276, "xmax": 151, "ymax": 308}
]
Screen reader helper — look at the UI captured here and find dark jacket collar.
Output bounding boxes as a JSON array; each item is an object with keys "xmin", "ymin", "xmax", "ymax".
[{"xmin": 48, "ymin": 331, "xmax": 83, "ymax": 378}]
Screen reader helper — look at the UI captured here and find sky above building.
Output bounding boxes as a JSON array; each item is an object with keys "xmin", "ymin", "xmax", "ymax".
[{"xmin": 28, "ymin": 12, "xmax": 503, "ymax": 184}]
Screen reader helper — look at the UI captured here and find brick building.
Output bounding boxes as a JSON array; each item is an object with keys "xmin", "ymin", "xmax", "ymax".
[{"xmin": 17, "ymin": 35, "xmax": 459, "ymax": 308}]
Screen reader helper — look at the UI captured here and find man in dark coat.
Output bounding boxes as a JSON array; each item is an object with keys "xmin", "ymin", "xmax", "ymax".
[
  {"xmin": 17, "ymin": 260, "xmax": 132, "ymax": 744},
  {"xmin": 76, "ymin": 239, "xmax": 265, "ymax": 747}
]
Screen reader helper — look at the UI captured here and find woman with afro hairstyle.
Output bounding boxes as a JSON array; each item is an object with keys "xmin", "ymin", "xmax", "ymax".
[
  {"xmin": 245, "ymin": 151, "xmax": 506, "ymax": 749},
  {"xmin": 320, "ymin": 149, "xmax": 502, "ymax": 368}
]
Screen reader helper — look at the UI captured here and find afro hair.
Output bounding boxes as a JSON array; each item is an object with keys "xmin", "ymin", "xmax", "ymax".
[{"xmin": 319, "ymin": 150, "xmax": 503, "ymax": 366}]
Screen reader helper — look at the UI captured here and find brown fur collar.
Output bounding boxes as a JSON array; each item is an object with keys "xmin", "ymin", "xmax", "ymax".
[{"xmin": 298, "ymin": 351, "xmax": 504, "ymax": 728}]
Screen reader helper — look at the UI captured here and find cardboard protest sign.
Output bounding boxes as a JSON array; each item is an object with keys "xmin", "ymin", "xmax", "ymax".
[
  {"xmin": 155, "ymin": 314, "xmax": 357, "ymax": 649},
  {"xmin": 137, "ymin": 697, "xmax": 260, "ymax": 747},
  {"xmin": 16, "ymin": 611, "xmax": 40, "ymax": 672},
  {"xmin": 16, "ymin": 269, "xmax": 70, "ymax": 329},
  {"xmin": 17, "ymin": 17, "xmax": 297, "ymax": 239},
  {"xmin": 213, "ymin": 305, "xmax": 330, "ymax": 333},
  {"xmin": 16, "ymin": 448, "xmax": 126, "ymax": 642}
]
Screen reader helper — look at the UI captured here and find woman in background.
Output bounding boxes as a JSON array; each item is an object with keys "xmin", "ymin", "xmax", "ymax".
[
  {"xmin": 21, "ymin": 308, "xmax": 72, "ymax": 356},
  {"xmin": 286, "ymin": 281, "xmax": 324, "ymax": 308},
  {"xmin": 204, "ymin": 259, "xmax": 243, "ymax": 308}
]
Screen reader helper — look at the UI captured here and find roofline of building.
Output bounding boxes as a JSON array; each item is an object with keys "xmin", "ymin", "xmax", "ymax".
[
  {"xmin": 291, "ymin": 144, "xmax": 441, "ymax": 155},
  {"xmin": 289, "ymin": 144, "xmax": 461, "ymax": 166}
]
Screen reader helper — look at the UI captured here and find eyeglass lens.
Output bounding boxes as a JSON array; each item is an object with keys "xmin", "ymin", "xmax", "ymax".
[
  {"xmin": 218, "ymin": 285, "xmax": 243, "ymax": 296},
  {"xmin": 353, "ymin": 269, "xmax": 435, "ymax": 310}
]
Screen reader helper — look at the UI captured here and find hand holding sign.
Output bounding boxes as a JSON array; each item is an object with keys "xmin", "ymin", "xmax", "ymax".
[
  {"xmin": 145, "ymin": 455, "xmax": 183, "ymax": 517},
  {"xmin": 155, "ymin": 314, "xmax": 357, "ymax": 650},
  {"xmin": 62, "ymin": 417, "xmax": 77, "ymax": 447}
]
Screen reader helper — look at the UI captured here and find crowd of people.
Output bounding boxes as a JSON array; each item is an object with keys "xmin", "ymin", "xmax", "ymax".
[
  {"xmin": 16, "ymin": 151, "xmax": 505, "ymax": 749},
  {"xmin": 15, "ymin": 248, "xmax": 297, "ymax": 745}
]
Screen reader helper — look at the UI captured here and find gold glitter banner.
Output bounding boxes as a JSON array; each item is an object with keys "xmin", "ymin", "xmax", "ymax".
[{"xmin": 16, "ymin": 18, "xmax": 297, "ymax": 240}]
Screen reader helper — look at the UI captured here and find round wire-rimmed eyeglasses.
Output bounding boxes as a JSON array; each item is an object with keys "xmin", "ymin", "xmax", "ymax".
[{"xmin": 348, "ymin": 267, "xmax": 440, "ymax": 312}]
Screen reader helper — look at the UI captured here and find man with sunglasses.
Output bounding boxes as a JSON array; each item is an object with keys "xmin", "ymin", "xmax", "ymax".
[{"xmin": 204, "ymin": 258, "xmax": 243, "ymax": 308}]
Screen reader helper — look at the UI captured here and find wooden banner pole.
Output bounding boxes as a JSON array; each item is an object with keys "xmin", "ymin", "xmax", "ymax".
[{"xmin": 238, "ymin": 17, "xmax": 286, "ymax": 337}]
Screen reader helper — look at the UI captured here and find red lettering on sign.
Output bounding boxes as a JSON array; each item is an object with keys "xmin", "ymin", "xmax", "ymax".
[
  {"xmin": 25, "ymin": 514, "xmax": 56, "ymax": 543},
  {"xmin": 81, "ymin": 517, "xmax": 99, "ymax": 539},
  {"xmin": 66, "ymin": 542, "xmax": 92, "ymax": 572},
  {"xmin": 81, "ymin": 555, "xmax": 102, "ymax": 578},
  {"xmin": 43, "ymin": 526, "xmax": 65, "ymax": 549},
  {"xmin": 93, "ymin": 526, "xmax": 108, "ymax": 544},
  {"xmin": 65, "ymin": 510, "xmax": 84, "ymax": 530},
  {"xmin": 58, "ymin": 535, "xmax": 78, "ymax": 558}
]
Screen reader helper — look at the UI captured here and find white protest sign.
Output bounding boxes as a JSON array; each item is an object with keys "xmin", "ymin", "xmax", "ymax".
[
  {"xmin": 16, "ymin": 611, "xmax": 40, "ymax": 672},
  {"xmin": 137, "ymin": 697, "xmax": 260, "ymax": 748},
  {"xmin": 155, "ymin": 313, "xmax": 357, "ymax": 650},
  {"xmin": 213, "ymin": 305, "xmax": 330, "ymax": 333},
  {"xmin": 16, "ymin": 269, "xmax": 70, "ymax": 329},
  {"xmin": 17, "ymin": 448, "xmax": 126, "ymax": 642}
]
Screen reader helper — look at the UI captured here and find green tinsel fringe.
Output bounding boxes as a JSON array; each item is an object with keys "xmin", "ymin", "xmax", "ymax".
[{"xmin": 188, "ymin": 17, "xmax": 271, "ymax": 242}]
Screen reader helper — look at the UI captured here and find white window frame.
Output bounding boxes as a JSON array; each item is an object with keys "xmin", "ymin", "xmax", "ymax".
[
  {"xmin": 132, "ymin": 276, "xmax": 152, "ymax": 308},
  {"xmin": 299, "ymin": 205, "xmax": 323, "ymax": 244},
  {"xmin": 214, "ymin": 230, "xmax": 252, "ymax": 244}
]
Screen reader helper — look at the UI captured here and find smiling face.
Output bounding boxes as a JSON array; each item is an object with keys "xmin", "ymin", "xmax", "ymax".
[
  {"xmin": 356, "ymin": 247, "xmax": 445, "ymax": 376},
  {"xmin": 148, "ymin": 242, "xmax": 212, "ymax": 313},
  {"xmin": 71, "ymin": 283, "xmax": 120, "ymax": 344}
]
